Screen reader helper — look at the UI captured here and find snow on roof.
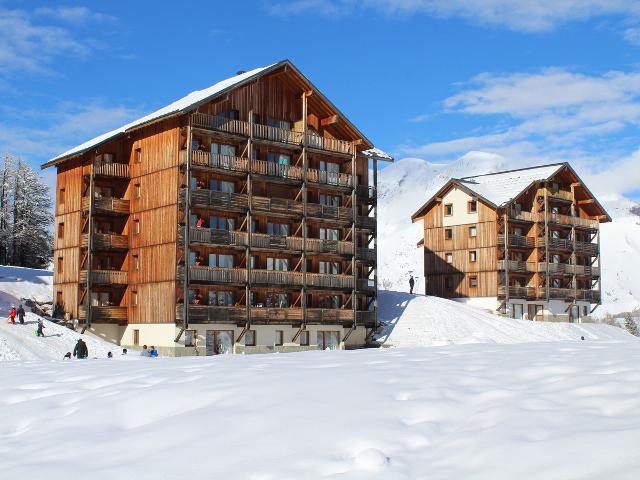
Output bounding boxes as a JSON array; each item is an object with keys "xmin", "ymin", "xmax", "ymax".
[
  {"xmin": 457, "ymin": 163, "xmax": 565, "ymax": 207},
  {"xmin": 362, "ymin": 147, "xmax": 393, "ymax": 162},
  {"xmin": 46, "ymin": 64, "xmax": 275, "ymax": 165}
]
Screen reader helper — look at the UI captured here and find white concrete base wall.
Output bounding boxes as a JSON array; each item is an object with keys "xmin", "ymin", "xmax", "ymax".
[{"xmin": 450, "ymin": 297, "xmax": 593, "ymax": 322}]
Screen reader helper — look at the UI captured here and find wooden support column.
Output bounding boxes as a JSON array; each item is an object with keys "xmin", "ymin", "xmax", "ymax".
[
  {"xmin": 543, "ymin": 184, "xmax": 550, "ymax": 302},
  {"xmin": 571, "ymin": 183, "xmax": 577, "ymax": 312},
  {"xmin": 372, "ymin": 157, "xmax": 379, "ymax": 330},
  {"xmin": 246, "ymin": 104, "xmax": 254, "ymax": 327},
  {"xmin": 182, "ymin": 120, "xmax": 193, "ymax": 331},
  {"xmin": 85, "ymin": 157, "xmax": 96, "ymax": 330},
  {"xmin": 351, "ymin": 141, "xmax": 358, "ymax": 328},
  {"xmin": 503, "ymin": 212, "xmax": 510, "ymax": 311},
  {"xmin": 301, "ymin": 92, "xmax": 309, "ymax": 325}
]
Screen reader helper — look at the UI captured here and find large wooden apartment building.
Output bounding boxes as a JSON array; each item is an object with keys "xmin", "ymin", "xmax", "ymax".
[
  {"xmin": 43, "ymin": 60, "xmax": 392, "ymax": 354},
  {"xmin": 411, "ymin": 163, "xmax": 610, "ymax": 321}
]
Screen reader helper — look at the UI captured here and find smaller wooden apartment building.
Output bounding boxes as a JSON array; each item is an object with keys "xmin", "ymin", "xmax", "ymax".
[
  {"xmin": 43, "ymin": 60, "xmax": 392, "ymax": 354},
  {"xmin": 412, "ymin": 163, "xmax": 610, "ymax": 321}
]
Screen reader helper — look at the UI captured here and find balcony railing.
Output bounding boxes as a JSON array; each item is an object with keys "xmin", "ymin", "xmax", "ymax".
[
  {"xmin": 509, "ymin": 211, "xmax": 536, "ymax": 222},
  {"xmin": 575, "ymin": 290, "xmax": 601, "ymax": 302},
  {"xmin": 306, "ymin": 204, "xmax": 353, "ymax": 222},
  {"xmin": 570, "ymin": 265, "xmax": 600, "ymax": 276},
  {"xmin": 541, "ymin": 263, "xmax": 572, "ymax": 275},
  {"xmin": 547, "ymin": 188, "xmax": 573, "ymax": 202},
  {"xmin": 306, "ymin": 168, "xmax": 352, "ymax": 188},
  {"xmin": 254, "ymin": 123, "xmax": 303, "ymax": 145},
  {"xmin": 176, "ymin": 305, "xmax": 246, "ymax": 323},
  {"xmin": 251, "ymin": 270, "xmax": 304, "ymax": 286},
  {"xmin": 192, "ymin": 112, "xmax": 249, "ymax": 136},
  {"xmin": 306, "ymin": 273, "xmax": 354, "ymax": 289},
  {"xmin": 185, "ymin": 150, "xmax": 249, "ymax": 174},
  {"xmin": 82, "ymin": 197, "xmax": 130, "ymax": 215},
  {"xmin": 356, "ymin": 247, "xmax": 376, "ymax": 263},
  {"xmin": 498, "ymin": 286, "xmax": 538, "ymax": 299},
  {"xmin": 547, "ymin": 213, "xmax": 599, "ymax": 229},
  {"xmin": 78, "ymin": 305, "xmax": 128, "ymax": 321},
  {"xmin": 357, "ymin": 216, "xmax": 376, "ymax": 230},
  {"xmin": 251, "ymin": 159, "xmax": 303, "ymax": 181},
  {"xmin": 187, "ymin": 228, "xmax": 248, "ymax": 247},
  {"xmin": 498, "ymin": 234, "xmax": 535, "ymax": 248},
  {"xmin": 250, "ymin": 233, "xmax": 302, "ymax": 251},
  {"xmin": 82, "ymin": 233, "xmax": 128, "ymax": 250},
  {"xmin": 252, "ymin": 196, "xmax": 304, "ymax": 217},
  {"xmin": 306, "ymin": 133, "xmax": 353, "ymax": 154},
  {"xmin": 537, "ymin": 237, "xmax": 573, "ymax": 251},
  {"xmin": 575, "ymin": 241, "xmax": 599, "ymax": 255},
  {"xmin": 79, "ymin": 269, "xmax": 128, "ymax": 285},
  {"xmin": 185, "ymin": 266, "xmax": 248, "ymax": 284},
  {"xmin": 357, "ymin": 278, "xmax": 376, "ymax": 292},
  {"xmin": 356, "ymin": 185, "xmax": 376, "ymax": 202},
  {"xmin": 497, "ymin": 260, "xmax": 535, "ymax": 273},
  {"xmin": 305, "ymin": 238, "xmax": 353, "ymax": 255},
  {"xmin": 176, "ymin": 305, "xmax": 374, "ymax": 324},
  {"xmin": 188, "ymin": 189, "xmax": 249, "ymax": 212},
  {"xmin": 93, "ymin": 162, "xmax": 129, "ymax": 178}
]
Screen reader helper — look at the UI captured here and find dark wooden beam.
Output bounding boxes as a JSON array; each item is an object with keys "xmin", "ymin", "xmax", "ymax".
[
  {"xmin": 320, "ymin": 115, "xmax": 339, "ymax": 127},
  {"xmin": 577, "ymin": 199, "xmax": 595, "ymax": 205}
]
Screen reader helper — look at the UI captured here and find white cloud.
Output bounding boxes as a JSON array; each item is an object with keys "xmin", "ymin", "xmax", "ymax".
[
  {"xmin": 267, "ymin": 0, "xmax": 640, "ymax": 32},
  {"xmin": 34, "ymin": 6, "xmax": 115, "ymax": 24},
  {"xmin": 623, "ymin": 26, "xmax": 640, "ymax": 45}
]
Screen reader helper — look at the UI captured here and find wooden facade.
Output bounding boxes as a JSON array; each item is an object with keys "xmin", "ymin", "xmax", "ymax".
[
  {"xmin": 413, "ymin": 163, "xmax": 610, "ymax": 319},
  {"xmin": 45, "ymin": 61, "xmax": 390, "ymax": 349}
]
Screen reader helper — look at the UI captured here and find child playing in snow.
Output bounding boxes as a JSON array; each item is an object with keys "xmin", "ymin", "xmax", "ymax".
[
  {"xmin": 36, "ymin": 319, "xmax": 45, "ymax": 337},
  {"xmin": 7, "ymin": 306, "xmax": 16, "ymax": 324}
]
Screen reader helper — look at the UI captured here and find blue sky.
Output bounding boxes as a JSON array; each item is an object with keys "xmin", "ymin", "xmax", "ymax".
[{"xmin": 2, "ymin": 0, "xmax": 640, "ymax": 199}]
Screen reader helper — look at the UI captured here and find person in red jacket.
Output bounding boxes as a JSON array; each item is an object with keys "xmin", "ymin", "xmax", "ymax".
[{"xmin": 7, "ymin": 306, "xmax": 16, "ymax": 324}]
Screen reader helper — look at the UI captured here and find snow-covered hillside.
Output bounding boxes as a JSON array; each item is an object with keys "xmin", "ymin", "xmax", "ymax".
[
  {"xmin": 2, "ymin": 342, "xmax": 640, "ymax": 479},
  {"xmin": 377, "ymin": 154, "xmax": 640, "ymax": 316},
  {"xmin": 377, "ymin": 291, "xmax": 632, "ymax": 347}
]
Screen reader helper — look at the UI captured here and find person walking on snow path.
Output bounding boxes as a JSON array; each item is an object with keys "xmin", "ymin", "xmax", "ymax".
[
  {"xmin": 7, "ymin": 306, "xmax": 16, "ymax": 324},
  {"xmin": 409, "ymin": 275, "xmax": 415, "ymax": 295},
  {"xmin": 17, "ymin": 304, "xmax": 25, "ymax": 324},
  {"xmin": 36, "ymin": 319, "xmax": 45, "ymax": 337},
  {"xmin": 73, "ymin": 338, "xmax": 88, "ymax": 359}
]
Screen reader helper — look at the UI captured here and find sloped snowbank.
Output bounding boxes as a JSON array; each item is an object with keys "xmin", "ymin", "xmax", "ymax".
[
  {"xmin": 377, "ymin": 291, "xmax": 632, "ymax": 347},
  {"xmin": 0, "ymin": 264, "xmax": 53, "ymax": 305},
  {"xmin": 1, "ymin": 342, "xmax": 639, "ymax": 479}
]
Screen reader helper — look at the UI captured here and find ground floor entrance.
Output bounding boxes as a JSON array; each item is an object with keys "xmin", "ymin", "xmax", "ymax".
[
  {"xmin": 317, "ymin": 331, "xmax": 340, "ymax": 350},
  {"xmin": 206, "ymin": 330, "xmax": 234, "ymax": 355}
]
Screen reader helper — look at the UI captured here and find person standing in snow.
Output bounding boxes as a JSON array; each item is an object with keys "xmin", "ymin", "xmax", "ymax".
[
  {"xmin": 121, "ymin": 348, "xmax": 128, "ymax": 355},
  {"xmin": 7, "ymin": 306, "xmax": 16, "ymax": 324},
  {"xmin": 17, "ymin": 304, "xmax": 25, "ymax": 324},
  {"xmin": 140, "ymin": 345, "xmax": 150, "ymax": 357},
  {"xmin": 149, "ymin": 346, "xmax": 158, "ymax": 358},
  {"xmin": 73, "ymin": 338, "xmax": 88, "ymax": 359},
  {"xmin": 107, "ymin": 351, "xmax": 113, "ymax": 358},
  {"xmin": 409, "ymin": 275, "xmax": 415, "ymax": 295},
  {"xmin": 36, "ymin": 319, "xmax": 45, "ymax": 337}
]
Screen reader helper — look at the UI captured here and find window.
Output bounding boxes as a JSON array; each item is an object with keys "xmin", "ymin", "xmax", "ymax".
[
  {"xmin": 469, "ymin": 276, "xmax": 478, "ymax": 288},
  {"xmin": 321, "ymin": 295, "xmax": 341, "ymax": 309},
  {"xmin": 445, "ymin": 277, "xmax": 454, "ymax": 289},
  {"xmin": 552, "ymin": 278, "xmax": 562, "ymax": 288},
  {"xmin": 317, "ymin": 331, "xmax": 340, "ymax": 350},
  {"xmin": 209, "ymin": 216, "xmax": 235, "ymax": 231},
  {"xmin": 267, "ymin": 257, "xmax": 289, "ymax": 271},
  {"xmin": 320, "ymin": 161, "xmax": 341, "ymax": 185},
  {"xmin": 512, "ymin": 227, "xmax": 523, "ymax": 236},
  {"xmin": 550, "ymin": 182, "xmax": 559, "ymax": 193},
  {"xmin": 444, "ymin": 204, "xmax": 453, "ymax": 216},
  {"xmin": 267, "ymin": 222, "xmax": 289, "ymax": 237},
  {"xmin": 319, "ymin": 193, "xmax": 341, "ymax": 206},
  {"xmin": 132, "ymin": 291, "xmax": 138, "ymax": 306},
  {"xmin": 245, "ymin": 330, "xmax": 256, "ymax": 346},
  {"xmin": 551, "ymin": 230, "xmax": 560, "ymax": 239},
  {"xmin": 445, "ymin": 229, "xmax": 453, "ymax": 240},
  {"xmin": 512, "ymin": 304, "xmax": 524, "ymax": 320},
  {"xmin": 134, "ymin": 183, "xmax": 141, "ymax": 199},
  {"xmin": 133, "ymin": 219, "xmax": 140, "ymax": 235},
  {"xmin": 299, "ymin": 330, "xmax": 309, "ymax": 346},
  {"xmin": 58, "ymin": 222, "xmax": 65, "ymax": 239},
  {"xmin": 57, "ymin": 256, "xmax": 63, "ymax": 273},
  {"xmin": 267, "ymin": 152, "xmax": 291, "ymax": 166},
  {"xmin": 210, "ymin": 179, "xmax": 235, "ymax": 193},
  {"xmin": 320, "ymin": 228, "xmax": 339, "ymax": 241},
  {"xmin": 135, "ymin": 148, "xmax": 142, "ymax": 164},
  {"xmin": 583, "ymin": 306, "xmax": 589, "ymax": 317},
  {"xmin": 275, "ymin": 330, "xmax": 284, "ymax": 346},
  {"xmin": 59, "ymin": 188, "xmax": 66, "ymax": 205},
  {"xmin": 56, "ymin": 291, "xmax": 63, "ymax": 305},
  {"xmin": 445, "ymin": 253, "xmax": 453, "ymax": 264},
  {"xmin": 267, "ymin": 118, "xmax": 291, "ymax": 130},
  {"xmin": 266, "ymin": 293, "xmax": 289, "ymax": 308},
  {"xmin": 469, "ymin": 251, "xmax": 477, "ymax": 262},
  {"xmin": 184, "ymin": 330, "xmax": 197, "ymax": 347},
  {"xmin": 133, "ymin": 254, "xmax": 140, "ymax": 270},
  {"xmin": 210, "ymin": 254, "xmax": 234, "ymax": 268},
  {"xmin": 133, "ymin": 329, "xmax": 139, "ymax": 346},
  {"xmin": 319, "ymin": 261, "xmax": 340, "ymax": 274},
  {"xmin": 468, "ymin": 200, "xmax": 477, "ymax": 213},
  {"xmin": 469, "ymin": 226, "xmax": 477, "ymax": 237},
  {"xmin": 208, "ymin": 291, "xmax": 233, "ymax": 306}
]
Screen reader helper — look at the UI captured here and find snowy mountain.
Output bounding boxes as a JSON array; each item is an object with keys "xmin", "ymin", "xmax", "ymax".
[{"xmin": 377, "ymin": 154, "xmax": 640, "ymax": 316}]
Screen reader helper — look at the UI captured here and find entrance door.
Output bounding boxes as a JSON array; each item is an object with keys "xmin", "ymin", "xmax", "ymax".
[
  {"xmin": 206, "ymin": 330, "xmax": 234, "ymax": 355},
  {"xmin": 528, "ymin": 304, "xmax": 543, "ymax": 321},
  {"xmin": 317, "ymin": 331, "xmax": 340, "ymax": 350},
  {"xmin": 512, "ymin": 303, "xmax": 524, "ymax": 320}
]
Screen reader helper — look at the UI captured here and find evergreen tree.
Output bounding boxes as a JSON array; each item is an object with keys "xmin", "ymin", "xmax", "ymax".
[{"xmin": 624, "ymin": 313, "xmax": 640, "ymax": 337}]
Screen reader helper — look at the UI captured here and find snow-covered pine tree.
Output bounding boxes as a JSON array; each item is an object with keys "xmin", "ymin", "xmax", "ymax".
[
  {"xmin": 10, "ymin": 160, "xmax": 53, "ymax": 268},
  {"xmin": 624, "ymin": 313, "xmax": 640, "ymax": 337},
  {"xmin": 0, "ymin": 154, "xmax": 15, "ymax": 264}
]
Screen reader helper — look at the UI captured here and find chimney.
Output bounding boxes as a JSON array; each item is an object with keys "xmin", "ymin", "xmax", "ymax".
[{"xmin": 236, "ymin": 70, "xmax": 247, "ymax": 75}]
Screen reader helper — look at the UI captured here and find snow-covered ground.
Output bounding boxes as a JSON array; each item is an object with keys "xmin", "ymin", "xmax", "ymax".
[
  {"xmin": 1, "ymin": 342, "xmax": 640, "ymax": 479},
  {"xmin": 0, "ymin": 264, "xmax": 53, "ymax": 305},
  {"xmin": 377, "ymin": 291, "xmax": 632, "ymax": 347},
  {"xmin": 377, "ymin": 154, "xmax": 640, "ymax": 316}
]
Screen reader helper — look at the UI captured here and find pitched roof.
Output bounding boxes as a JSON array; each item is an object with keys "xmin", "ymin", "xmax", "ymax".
[
  {"xmin": 457, "ymin": 163, "xmax": 565, "ymax": 207},
  {"xmin": 43, "ymin": 60, "xmax": 392, "ymax": 168}
]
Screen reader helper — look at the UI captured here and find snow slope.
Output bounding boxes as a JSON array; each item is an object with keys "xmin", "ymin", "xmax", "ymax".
[
  {"xmin": 377, "ymin": 291, "xmax": 632, "ymax": 348},
  {"xmin": 1, "ymin": 343, "xmax": 640, "ymax": 479},
  {"xmin": 0, "ymin": 264, "xmax": 53, "ymax": 305},
  {"xmin": 377, "ymin": 154, "xmax": 640, "ymax": 316}
]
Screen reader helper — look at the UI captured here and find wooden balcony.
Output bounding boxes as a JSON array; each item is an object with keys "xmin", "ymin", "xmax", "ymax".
[
  {"xmin": 548, "ymin": 288, "xmax": 575, "ymax": 300},
  {"xmin": 307, "ymin": 203, "xmax": 353, "ymax": 223},
  {"xmin": 498, "ymin": 286, "xmax": 538, "ymax": 299},
  {"xmin": 192, "ymin": 112, "xmax": 249, "ymax": 136},
  {"xmin": 356, "ymin": 247, "xmax": 376, "ymax": 263},
  {"xmin": 306, "ymin": 168, "xmax": 352, "ymax": 188},
  {"xmin": 575, "ymin": 241, "xmax": 599, "ymax": 256},
  {"xmin": 82, "ymin": 233, "xmax": 128, "ymax": 250},
  {"xmin": 254, "ymin": 123, "xmax": 303, "ymax": 145},
  {"xmin": 82, "ymin": 197, "xmax": 130, "ymax": 215},
  {"xmin": 509, "ymin": 211, "xmax": 537, "ymax": 222},
  {"xmin": 306, "ymin": 273, "xmax": 354, "ymax": 289},
  {"xmin": 357, "ymin": 216, "xmax": 376, "ymax": 230},
  {"xmin": 183, "ymin": 266, "xmax": 248, "ymax": 284},
  {"xmin": 251, "ymin": 159, "xmax": 303, "ymax": 181},
  {"xmin": 189, "ymin": 189, "xmax": 249, "ymax": 212},
  {"xmin": 305, "ymin": 133, "xmax": 353, "ymax": 155},
  {"xmin": 546, "ymin": 188, "xmax": 573, "ymax": 202},
  {"xmin": 187, "ymin": 227, "xmax": 248, "ymax": 247},
  {"xmin": 78, "ymin": 305, "xmax": 128, "ymax": 323},
  {"xmin": 356, "ymin": 310, "xmax": 376, "ymax": 325},
  {"xmin": 357, "ymin": 278, "xmax": 376, "ymax": 292},
  {"xmin": 547, "ymin": 213, "xmax": 599, "ymax": 229},
  {"xmin": 79, "ymin": 269, "xmax": 128, "ymax": 285},
  {"xmin": 93, "ymin": 162, "xmax": 129, "ymax": 178},
  {"xmin": 184, "ymin": 150, "xmax": 249, "ymax": 174},
  {"xmin": 176, "ymin": 305, "xmax": 246, "ymax": 323},
  {"xmin": 570, "ymin": 265, "xmax": 600, "ymax": 276},
  {"xmin": 252, "ymin": 196, "xmax": 304, "ymax": 217},
  {"xmin": 251, "ymin": 307, "xmax": 304, "ymax": 323},
  {"xmin": 251, "ymin": 270, "xmax": 304, "ymax": 287},
  {"xmin": 356, "ymin": 185, "xmax": 376, "ymax": 203},
  {"xmin": 498, "ymin": 260, "xmax": 536, "ymax": 273},
  {"xmin": 306, "ymin": 238, "xmax": 353, "ymax": 256},
  {"xmin": 250, "ymin": 233, "xmax": 303, "ymax": 252},
  {"xmin": 537, "ymin": 237, "xmax": 573, "ymax": 251},
  {"xmin": 575, "ymin": 290, "xmax": 601, "ymax": 302},
  {"xmin": 498, "ymin": 234, "xmax": 535, "ymax": 249}
]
